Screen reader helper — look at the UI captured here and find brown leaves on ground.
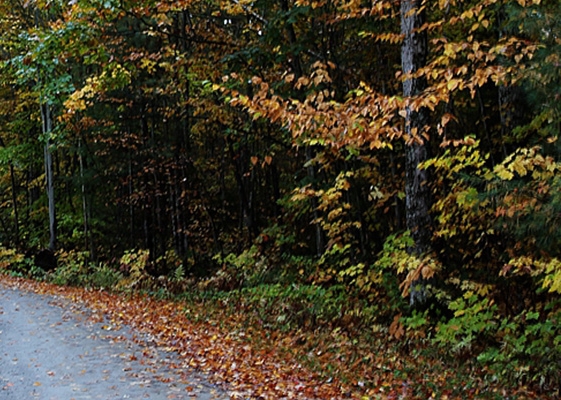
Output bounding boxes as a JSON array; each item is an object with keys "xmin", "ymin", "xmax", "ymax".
[
  {"xmin": 0, "ymin": 275, "xmax": 350, "ymax": 399},
  {"xmin": 0, "ymin": 275, "xmax": 547, "ymax": 399}
]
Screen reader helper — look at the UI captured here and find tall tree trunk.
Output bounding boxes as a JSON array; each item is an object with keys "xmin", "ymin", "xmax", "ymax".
[
  {"xmin": 401, "ymin": 0, "xmax": 431, "ymax": 306},
  {"xmin": 78, "ymin": 138, "xmax": 92, "ymax": 256},
  {"xmin": 306, "ymin": 146, "xmax": 325, "ymax": 257},
  {"xmin": 40, "ymin": 102, "xmax": 57, "ymax": 251},
  {"xmin": 279, "ymin": 0, "xmax": 324, "ymax": 256},
  {"xmin": 497, "ymin": 5, "xmax": 523, "ymax": 158},
  {"xmin": 128, "ymin": 150, "xmax": 135, "ymax": 247},
  {"xmin": 10, "ymin": 163, "xmax": 20, "ymax": 246},
  {"xmin": 170, "ymin": 167, "xmax": 183, "ymax": 257},
  {"xmin": 0, "ymin": 136, "xmax": 20, "ymax": 246},
  {"xmin": 229, "ymin": 138, "xmax": 257, "ymax": 242}
]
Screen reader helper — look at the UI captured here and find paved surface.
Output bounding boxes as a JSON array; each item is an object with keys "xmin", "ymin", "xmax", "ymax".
[{"xmin": 0, "ymin": 284, "xmax": 226, "ymax": 399}]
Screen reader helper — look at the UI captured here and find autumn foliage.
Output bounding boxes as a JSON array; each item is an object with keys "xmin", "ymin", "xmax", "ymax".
[{"xmin": 0, "ymin": 0, "xmax": 561, "ymax": 397}]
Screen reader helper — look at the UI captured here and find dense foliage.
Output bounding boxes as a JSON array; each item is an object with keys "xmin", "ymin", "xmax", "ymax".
[{"xmin": 0, "ymin": 0, "xmax": 560, "ymax": 395}]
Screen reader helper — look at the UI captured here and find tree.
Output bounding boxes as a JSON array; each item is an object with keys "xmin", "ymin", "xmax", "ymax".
[{"xmin": 400, "ymin": 0, "xmax": 431, "ymax": 305}]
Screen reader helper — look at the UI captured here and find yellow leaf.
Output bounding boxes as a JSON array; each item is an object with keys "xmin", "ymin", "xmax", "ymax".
[
  {"xmin": 511, "ymin": 158, "xmax": 527, "ymax": 176},
  {"xmin": 438, "ymin": 0, "xmax": 449, "ymax": 9},
  {"xmin": 498, "ymin": 169, "xmax": 514, "ymax": 180},
  {"xmin": 461, "ymin": 9, "xmax": 474, "ymax": 19},
  {"xmin": 447, "ymin": 79, "xmax": 459, "ymax": 91},
  {"xmin": 454, "ymin": 309, "xmax": 465, "ymax": 317}
]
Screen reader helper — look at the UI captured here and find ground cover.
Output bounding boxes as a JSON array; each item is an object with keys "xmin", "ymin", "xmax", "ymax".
[{"xmin": 0, "ymin": 273, "xmax": 549, "ymax": 399}]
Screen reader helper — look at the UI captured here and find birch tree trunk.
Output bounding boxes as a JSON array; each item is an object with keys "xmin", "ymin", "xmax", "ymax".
[
  {"xmin": 401, "ymin": 0, "xmax": 432, "ymax": 306},
  {"xmin": 40, "ymin": 102, "xmax": 56, "ymax": 251},
  {"xmin": 78, "ymin": 138, "xmax": 91, "ymax": 256}
]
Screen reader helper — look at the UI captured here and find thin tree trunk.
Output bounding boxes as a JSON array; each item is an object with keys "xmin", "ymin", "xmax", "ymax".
[
  {"xmin": 390, "ymin": 152, "xmax": 402, "ymax": 231},
  {"xmin": 498, "ymin": 84, "xmax": 522, "ymax": 157},
  {"xmin": 153, "ymin": 169, "xmax": 163, "ymax": 259},
  {"xmin": 227, "ymin": 136, "xmax": 257, "ymax": 242},
  {"xmin": 280, "ymin": 0, "xmax": 324, "ymax": 256},
  {"xmin": 170, "ymin": 168, "xmax": 182, "ymax": 256},
  {"xmin": 401, "ymin": 0, "xmax": 431, "ymax": 306},
  {"xmin": 128, "ymin": 151, "xmax": 134, "ymax": 247},
  {"xmin": 40, "ymin": 102, "xmax": 56, "ymax": 251},
  {"xmin": 78, "ymin": 138, "xmax": 91, "ymax": 255},
  {"xmin": 306, "ymin": 146, "xmax": 325, "ymax": 257},
  {"xmin": 280, "ymin": 0, "xmax": 303, "ymax": 78},
  {"xmin": 9, "ymin": 164, "xmax": 19, "ymax": 246},
  {"xmin": 0, "ymin": 135, "xmax": 20, "ymax": 246}
]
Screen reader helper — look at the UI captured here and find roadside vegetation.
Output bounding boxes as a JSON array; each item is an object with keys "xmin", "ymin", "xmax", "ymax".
[
  {"xmin": 0, "ymin": 244, "xmax": 559, "ymax": 399},
  {"xmin": 0, "ymin": 0, "xmax": 560, "ymax": 398}
]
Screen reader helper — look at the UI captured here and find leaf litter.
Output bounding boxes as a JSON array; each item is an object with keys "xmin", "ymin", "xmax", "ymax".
[{"xmin": 0, "ymin": 274, "xmax": 549, "ymax": 399}]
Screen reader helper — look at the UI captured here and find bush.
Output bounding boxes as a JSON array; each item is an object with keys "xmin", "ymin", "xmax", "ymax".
[
  {"xmin": 48, "ymin": 250, "xmax": 122, "ymax": 289},
  {"xmin": 48, "ymin": 250, "xmax": 91, "ymax": 286},
  {"xmin": 89, "ymin": 263, "xmax": 123, "ymax": 289},
  {"xmin": 0, "ymin": 247, "xmax": 48, "ymax": 279},
  {"xmin": 199, "ymin": 283, "xmax": 371, "ymax": 333},
  {"xmin": 434, "ymin": 293, "xmax": 498, "ymax": 355},
  {"xmin": 476, "ymin": 307, "xmax": 561, "ymax": 390},
  {"xmin": 115, "ymin": 249, "xmax": 153, "ymax": 291}
]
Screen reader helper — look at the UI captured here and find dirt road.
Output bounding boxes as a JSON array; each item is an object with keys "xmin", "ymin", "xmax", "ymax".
[{"xmin": 0, "ymin": 283, "xmax": 226, "ymax": 399}]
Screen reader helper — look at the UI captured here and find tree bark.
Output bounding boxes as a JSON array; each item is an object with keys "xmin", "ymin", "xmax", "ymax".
[
  {"xmin": 306, "ymin": 146, "xmax": 325, "ymax": 257},
  {"xmin": 0, "ymin": 135, "xmax": 20, "ymax": 246},
  {"xmin": 78, "ymin": 138, "xmax": 92, "ymax": 256},
  {"xmin": 40, "ymin": 102, "xmax": 57, "ymax": 251},
  {"xmin": 401, "ymin": 0, "xmax": 432, "ymax": 306},
  {"xmin": 9, "ymin": 163, "xmax": 19, "ymax": 246}
]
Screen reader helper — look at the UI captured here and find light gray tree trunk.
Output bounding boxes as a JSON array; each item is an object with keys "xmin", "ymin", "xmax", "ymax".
[
  {"xmin": 40, "ymin": 102, "xmax": 56, "ymax": 251},
  {"xmin": 401, "ymin": 0, "xmax": 432, "ymax": 306},
  {"xmin": 78, "ymin": 138, "xmax": 92, "ymax": 256}
]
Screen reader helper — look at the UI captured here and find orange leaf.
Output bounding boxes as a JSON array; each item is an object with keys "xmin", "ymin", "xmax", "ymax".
[{"xmin": 389, "ymin": 314, "xmax": 404, "ymax": 339}]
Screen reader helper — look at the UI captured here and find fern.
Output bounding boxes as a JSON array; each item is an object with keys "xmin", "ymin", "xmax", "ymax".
[{"xmin": 174, "ymin": 264, "xmax": 185, "ymax": 281}]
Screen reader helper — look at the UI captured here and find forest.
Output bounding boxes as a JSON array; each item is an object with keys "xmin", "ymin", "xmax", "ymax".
[{"xmin": 0, "ymin": 0, "xmax": 560, "ymax": 397}]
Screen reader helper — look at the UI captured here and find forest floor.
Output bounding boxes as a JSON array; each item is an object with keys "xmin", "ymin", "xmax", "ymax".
[
  {"xmin": 0, "ymin": 274, "xmax": 551, "ymax": 399},
  {"xmin": 0, "ymin": 277, "xmax": 226, "ymax": 399}
]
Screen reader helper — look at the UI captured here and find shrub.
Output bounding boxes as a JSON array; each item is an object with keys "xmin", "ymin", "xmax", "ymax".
[
  {"xmin": 48, "ymin": 250, "xmax": 122, "ymax": 289},
  {"xmin": 49, "ymin": 250, "xmax": 91, "ymax": 286}
]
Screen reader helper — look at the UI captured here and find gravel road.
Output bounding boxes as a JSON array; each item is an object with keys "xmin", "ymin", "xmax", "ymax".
[{"xmin": 0, "ymin": 283, "xmax": 226, "ymax": 399}]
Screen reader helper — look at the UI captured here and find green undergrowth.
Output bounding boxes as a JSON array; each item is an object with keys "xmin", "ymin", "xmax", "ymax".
[
  {"xmin": 171, "ymin": 285, "xmax": 542, "ymax": 399},
  {"xmin": 0, "ymin": 246, "xmax": 558, "ymax": 398}
]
